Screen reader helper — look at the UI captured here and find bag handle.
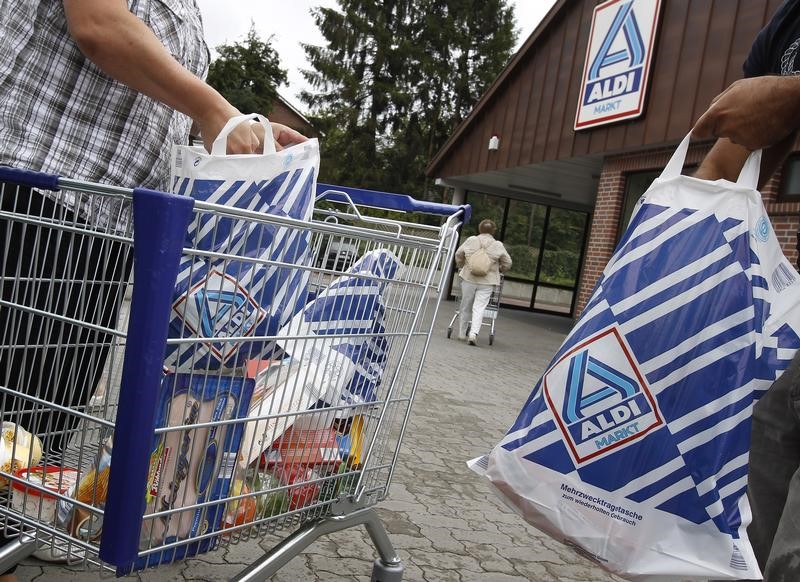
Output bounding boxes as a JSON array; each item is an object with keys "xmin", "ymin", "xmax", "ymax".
[
  {"xmin": 660, "ymin": 132, "xmax": 762, "ymax": 190},
  {"xmin": 210, "ymin": 113, "xmax": 277, "ymax": 156}
]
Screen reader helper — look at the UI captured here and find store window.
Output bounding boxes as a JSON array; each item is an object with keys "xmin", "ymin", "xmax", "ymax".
[
  {"xmin": 456, "ymin": 191, "xmax": 589, "ymax": 316},
  {"xmin": 459, "ymin": 192, "xmax": 506, "ymax": 242},
  {"xmin": 779, "ymin": 155, "xmax": 800, "ymax": 202},
  {"xmin": 618, "ymin": 171, "xmax": 660, "ymax": 240}
]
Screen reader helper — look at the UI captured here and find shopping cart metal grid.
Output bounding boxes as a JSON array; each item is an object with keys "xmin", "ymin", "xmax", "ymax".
[{"xmin": 0, "ymin": 167, "xmax": 469, "ymax": 580}]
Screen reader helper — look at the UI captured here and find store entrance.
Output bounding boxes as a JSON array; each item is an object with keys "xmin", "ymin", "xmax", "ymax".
[{"xmin": 453, "ymin": 191, "xmax": 590, "ymax": 317}]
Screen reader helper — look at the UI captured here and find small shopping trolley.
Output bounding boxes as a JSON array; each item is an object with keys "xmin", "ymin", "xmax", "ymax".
[
  {"xmin": 446, "ymin": 275, "xmax": 504, "ymax": 345},
  {"xmin": 0, "ymin": 168, "xmax": 468, "ymax": 580}
]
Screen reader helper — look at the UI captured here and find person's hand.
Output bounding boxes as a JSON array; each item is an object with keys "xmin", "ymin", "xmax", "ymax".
[
  {"xmin": 196, "ymin": 106, "xmax": 261, "ymax": 154},
  {"xmin": 693, "ymin": 75, "xmax": 800, "ymax": 151},
  {"xmin": 251, "ymin": 121, "xmax": 309, "ymax": 152}
]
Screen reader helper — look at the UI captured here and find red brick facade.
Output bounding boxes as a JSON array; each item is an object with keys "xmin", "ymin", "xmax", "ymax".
[{"xmin": 575, "ymin": 145, "xmax": 799, "ymax": 317}]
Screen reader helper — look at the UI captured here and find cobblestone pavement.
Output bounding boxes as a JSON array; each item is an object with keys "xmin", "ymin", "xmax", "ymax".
[{"xmin": 17, "ymin": 304, "xmax": 627, "ymax": 582}]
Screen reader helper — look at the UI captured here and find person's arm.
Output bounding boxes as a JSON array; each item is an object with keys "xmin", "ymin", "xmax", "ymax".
[
  {"xmin": 693, "ymin": 76, "xmax": 800, "ymax": 186},
  {"xmin": 62, "ymin": 0, "xmax": 306, "ymax": 153},
  {"xmin": 455, "ymin": 242, "xmax": 467, "ymax": 269},
  {"xmin": 499, "ymin": 246, "xmax": 512, "ymax": 273},
  {"xmin": 693, "ymin": 138, "xmax": 750, "ymax": 183},
  {"xmin": 693, "ymin": 76, "xmax": 800, "ymax": 152}
]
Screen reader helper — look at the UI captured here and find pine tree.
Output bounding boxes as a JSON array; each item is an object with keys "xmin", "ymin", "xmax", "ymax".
[
  {"xmin": 206, "ymin": 25, "xmax": 288, "ymax": 116},
  {"xmin": 302, "ymin": 0, "xmax": 516, "ymax": 197}
]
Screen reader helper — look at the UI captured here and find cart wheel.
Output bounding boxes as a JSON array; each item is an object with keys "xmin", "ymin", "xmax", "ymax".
[
  {"xmin": 371, "ymin": 558, "xmax": 404, "ymax": 582},
  {"xmin": 489, "ymin": 334, "xmax": 494, "ymax": 346},
  {"xmin": 446, "ymin": 328, "xmax": 452, "ymax": 339}
]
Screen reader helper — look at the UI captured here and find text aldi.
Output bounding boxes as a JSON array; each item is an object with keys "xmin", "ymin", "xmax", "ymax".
[
  {"xmin": 574, "ymin": 0, "xmax": 662, "ymax": 130},
  {"xmin": 542, "ymin": 326, "xmax": 664, "ymax": 464}
]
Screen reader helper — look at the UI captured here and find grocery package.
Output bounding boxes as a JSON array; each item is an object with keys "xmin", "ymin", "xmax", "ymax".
[
  {"xmin": 238, "ymin": 355, "xmax": 354, "ymax": 468},
  {"xmin": 136, "ymin": 373, "xmax": 254, "ymax": 567},
  {"xmin": 473, "ymin": 135, "xmax": 800, "ymax": 581},
  {"xmin": 334, "ymin": 415, "xmax": 366, "ymax": 467},
  {"xmin": 0, "ymin": 422, "xmax": 43, "ymax": 484},
  {"xmin": 166, "ymin": 114, "xmax": 319, "ymax": 371},
  {"xmin": 57, "ymin": 435, "xmax": 112, "ymax": 542},
  {"xmin": 277, "ymin": 249, "xmax": 401, "ymax": 417},
  {"xmin": 13, "ymin": 466, "xmax": 79, "ymax": 525},
  {"xmin": 270, "ymin": 425, "xmax": 342, "ymax": 469},
  {"xmin": 254, "ymin": 426, "xmax": 346, "ymax": 511}
]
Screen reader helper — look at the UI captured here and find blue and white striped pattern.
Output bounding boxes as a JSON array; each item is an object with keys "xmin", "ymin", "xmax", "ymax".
[
  {"xmin": 279, "ymin": 250, "xmax": 400, "ymax": 412},
  {"xmin": 165, "ymin": 166, "xmax": 316, "ymax": 370},
  {"xmin": 500, "ymin": 200, "xmax": 800, "ymax": 537}
]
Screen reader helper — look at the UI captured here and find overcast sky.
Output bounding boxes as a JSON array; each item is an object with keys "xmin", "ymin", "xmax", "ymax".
[{"xmin": 195, "ymin": 0, "xmax": 558, "ymax": 112}]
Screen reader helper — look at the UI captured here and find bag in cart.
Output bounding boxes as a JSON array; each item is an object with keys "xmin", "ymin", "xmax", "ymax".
[
  {"xmin": 472, "ymin": 134, "xmax": 800, "ymax": 580},
  {"xmin": 277, "ymin": 249, "xmax": 402, "ymax": 419},
  {"xmin": 167, "ymin": 114, "xmax": 319, "ymax": 371}
]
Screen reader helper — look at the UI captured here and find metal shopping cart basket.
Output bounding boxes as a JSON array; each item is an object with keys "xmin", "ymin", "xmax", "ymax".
[
  {"xmin": 0, "ymin": 168, "xmax": 469, "ymax": 580},
  {"xmin": 446, "ymin": 275, "xmax": 504, "ymax": 345}
]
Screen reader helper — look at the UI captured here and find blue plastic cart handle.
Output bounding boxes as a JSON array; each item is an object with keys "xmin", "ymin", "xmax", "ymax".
[
  {"xmin": 0, "ymin": 167, "xmax": 60, "ymax": 191},
  {"xmin": 317, "ymin": 183, "xmax": 471, "ymax": 223}
]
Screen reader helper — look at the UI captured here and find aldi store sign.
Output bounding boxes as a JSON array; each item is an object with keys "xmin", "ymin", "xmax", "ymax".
[{"xmin": 574, "ymin": 0, "xmax": 662, "ymax": 130}]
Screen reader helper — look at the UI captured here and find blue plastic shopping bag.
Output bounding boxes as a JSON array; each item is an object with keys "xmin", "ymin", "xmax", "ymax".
[
  {"xmin": 277, "ymin": 249, "xmax": 401, "ymax": 417},
  {"xmin": 165, "ymin": 115, "xmax": 318, "ymax": 371},
  {"xmin": 473, "ymin": 134, "xmax": 800, "ymax": 581}
]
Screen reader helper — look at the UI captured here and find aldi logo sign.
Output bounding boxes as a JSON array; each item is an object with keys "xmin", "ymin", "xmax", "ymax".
[
  {"xmin": 574, "ymin": 0, "xmax": 662, "ymax": 130},
  {"xmin": 543, "ymin": 327, "xmax": 664, "ymax": 464},
  {"xmin": 172, "ymin": 269, "xmax": 268, "ymax": 364}
]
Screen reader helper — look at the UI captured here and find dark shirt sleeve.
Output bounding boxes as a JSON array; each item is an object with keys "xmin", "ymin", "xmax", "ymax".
[
  {"xmin": 743, "ymin": 0, "xmax": 797, "ymax": 77},
  {"xmin": 743, "ymin": 26, "xmax": 770, "ymax": 78}
]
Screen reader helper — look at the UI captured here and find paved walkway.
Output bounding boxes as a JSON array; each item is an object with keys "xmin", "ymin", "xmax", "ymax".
[{"xmin": 17, "ymin": 304, "xmax": 626, "ymax": 581}]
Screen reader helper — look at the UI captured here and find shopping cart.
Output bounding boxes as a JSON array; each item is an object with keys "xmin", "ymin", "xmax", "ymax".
[
  {"xmin": 0, "ymin": 168, "xmax": 469, "ymax": 581},
  {"xmin": 446, "ymin": 275, "xmax": 504, "ymax": 345}
]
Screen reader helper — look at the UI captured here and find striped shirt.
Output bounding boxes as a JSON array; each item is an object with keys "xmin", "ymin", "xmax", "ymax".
[{"xmin": 0, "ymin": 0, "xmax": 209, "ymax": 229}]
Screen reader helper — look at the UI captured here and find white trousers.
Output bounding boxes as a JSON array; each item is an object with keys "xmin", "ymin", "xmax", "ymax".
[{"xmin": 459, "ymin": 280, "xmax": 493, "ymax": 337}]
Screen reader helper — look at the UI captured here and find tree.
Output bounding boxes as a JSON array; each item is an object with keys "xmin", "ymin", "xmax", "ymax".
[
  {"xmin": 206, "ymin": 25, "xmax": 288, "ymax": 115},
  {"xmin": 301, "ymin": 1, "xmax": 516, "ymax": 197}
]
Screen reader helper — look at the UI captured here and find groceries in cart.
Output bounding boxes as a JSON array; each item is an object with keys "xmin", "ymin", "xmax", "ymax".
[
  {"xmin": 0, "ymin": 422, "xmax": 43, "ymax": 484},
  {"xmin": 47, "ymin": 247, "xmax": 400, "ymax": 559},
  {"xmin": 138, "ymin": 374, "xmax": 255, "ymax": 562},
  {"xmin": 56, "ymin": 436, "xmax": 112, "ymax": 542},
  {"xmin": 237, "ymin": 356, "xmax": 337, "ymax": 468}
]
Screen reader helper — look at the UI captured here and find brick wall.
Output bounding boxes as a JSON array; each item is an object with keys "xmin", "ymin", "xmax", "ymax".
[
  {"xmin": 762, "ymin": 169, "xmax": 800, "ymax": 269},
  {"xmin": 575, "ymin": 144, "xmax": 800, "ymax": 317}
]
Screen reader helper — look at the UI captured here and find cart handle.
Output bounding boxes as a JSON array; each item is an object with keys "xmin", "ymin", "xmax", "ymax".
[
  {"xmin": 317, "ymin": 183, "xmax": 471, "ymax": 222},
  {"xmin": 0, "ymin": 167, "xmax": 60, "ymax": 191}
]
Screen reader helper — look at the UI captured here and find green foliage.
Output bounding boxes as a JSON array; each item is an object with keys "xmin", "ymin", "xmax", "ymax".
[
  {"xmin": 301, "ymin": 0, "xmax": 517, "ymax": 197},
  {"xmin": 206, "ymin": 25, "xmax": 288, "ymax": 115},
  {"xmin": 505, "ymin": 245, "xmax": 538, "ymax": 280},
  {"xmin": 540, "ymin": 250, "xmax": 580, "ymax": 287}
]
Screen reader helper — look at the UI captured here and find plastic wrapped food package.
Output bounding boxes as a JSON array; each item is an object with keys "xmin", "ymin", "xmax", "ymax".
[{"xmin": 0, "ymin": 422, "xmax": 43, "ymax": 485}]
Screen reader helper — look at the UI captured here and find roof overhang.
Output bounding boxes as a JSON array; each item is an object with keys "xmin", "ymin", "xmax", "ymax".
[{"xmin": 438, "ymin": 155, "xmax": 602, "ymax": 212}]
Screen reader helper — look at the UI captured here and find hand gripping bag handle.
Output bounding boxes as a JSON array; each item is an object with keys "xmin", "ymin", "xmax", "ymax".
[
  {"xmin": 210, "ymin": 113, "xmax": 277, "ymax": 156},
  {"xmin": 661, "ymin": 132, "xmax": 762, "ymax": 189}
]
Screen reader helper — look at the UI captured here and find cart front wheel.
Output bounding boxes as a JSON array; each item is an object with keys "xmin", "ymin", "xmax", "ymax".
[
  {"xmin": 446, "ymin": 328, "xmax": 452, "ymax": 339},
  {"xmin": 371, "ymin": 558, "xmax": 404, "ymax": 582},
  {"xmin": 489, "ymin": 334, "xmax": 494, "ymax": 346}
]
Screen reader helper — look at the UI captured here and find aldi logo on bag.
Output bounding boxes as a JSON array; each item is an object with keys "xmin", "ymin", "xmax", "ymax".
[
  {"xmin": 172, "ymin": 269, "xmax": 268, "ymax": 364},
  {"xmin": 543, "ymin": 327, "xmax": 663, "ymax": 463},
  {"xmin": 574, "ymin": 0, "xmax": 662, "ymax": 130}
]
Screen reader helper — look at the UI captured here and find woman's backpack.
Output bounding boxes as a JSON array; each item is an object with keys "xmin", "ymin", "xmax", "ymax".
[{"xmin": 467, "ymin": 240, "xmax": 492, "ymax": 277}]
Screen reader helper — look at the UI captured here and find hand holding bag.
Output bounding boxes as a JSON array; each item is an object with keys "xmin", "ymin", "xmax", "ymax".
[
  {"xmin": 475, "ymin": 134, "xmax": 800, "ymax": 581},
  {"xmin": 166, "ymin": 114, "xmax": 319, "ymax": 371}
]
